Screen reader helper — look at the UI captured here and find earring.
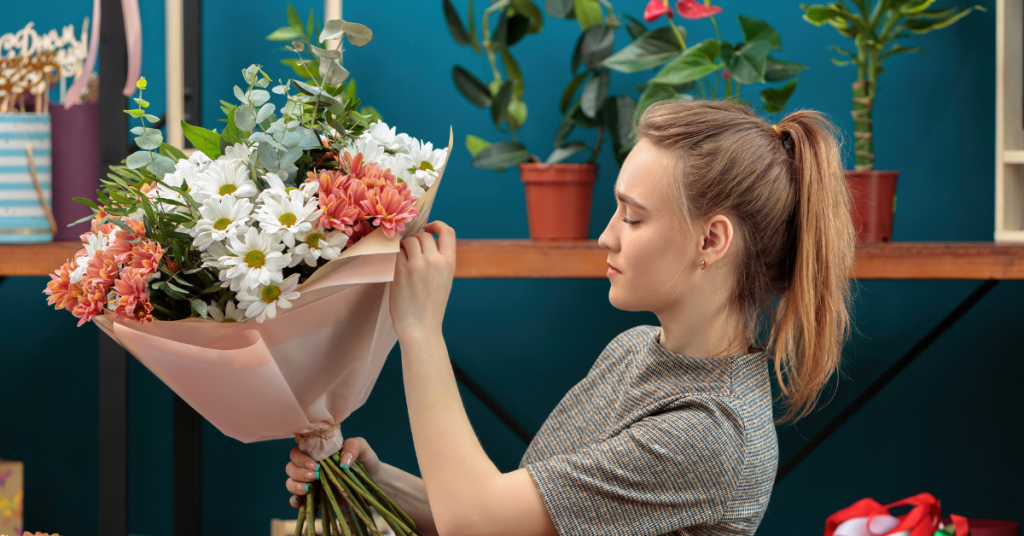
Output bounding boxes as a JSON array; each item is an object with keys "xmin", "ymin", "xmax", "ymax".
[{"xmin": 700, "ymin": 259, "xmax": 706, "ymax": 271}]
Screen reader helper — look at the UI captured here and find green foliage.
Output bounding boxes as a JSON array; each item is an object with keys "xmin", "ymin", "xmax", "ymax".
[{"xmin": 799, "ymin": 0, "xmax": 984, "ymax": 169}]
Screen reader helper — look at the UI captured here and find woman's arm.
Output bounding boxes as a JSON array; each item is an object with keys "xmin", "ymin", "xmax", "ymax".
[{"xmin": 379, "ymin": 221, "xmax": 557, "ymax": 536}]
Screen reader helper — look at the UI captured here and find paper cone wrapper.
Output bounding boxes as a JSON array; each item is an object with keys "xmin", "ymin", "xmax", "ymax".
[{"xmin": 93, "ymin": 129, "xmax": 453, "ymax": 461}]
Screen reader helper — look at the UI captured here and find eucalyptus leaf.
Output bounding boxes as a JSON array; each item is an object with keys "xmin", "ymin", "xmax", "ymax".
[
  {"xmin": 310, "ymin": 45, "xmax": 342, "ymax": 60},
  {"xmin": 234, "ymin": 106, "xmax": 257, "ymax": 131},
  {"xmin": 291, "ymin": 79, "xmax": 323, "ymax": 96},
  {"xmin": 341, "ymin": 22, "xmax": 373, "ymax": 46},
  {"xmin": 322, "ymin": 60, "xmax": 350, "ymax": 86},
  {"xmin": 280, "ymin": 146, "xmax": 303, "ymax": 166},
  {"xmin": 233, "ymin": 85, "xmax": 248, "ymax": 104},
  {"xmin": 243, "ymin": 65, "xmax": 260, "ymax": 85},
  {"xmin": 136, "ymin": 132, "xmax": 163, "ymax": 151},
  {"xmin": 320, "ymin": 19, "xmax": 344, "ymax": 41},
  {"xmin": 258, "ymin": 141, "xmax": 280, "ymax": 172},
  {"xmin": 125, "ymin": 150, "xmax": 155, "ymax": 169},
  {"xmin": 147, "ymin": 155, "xmax": 177, "ymax": 178},
  {"xmin": 249, "ymin": 89, "xmax": 271, "ymax": 107},
  {"xmin": 256, "ymin": 103, "xmax": 277, "ymax": 123}
]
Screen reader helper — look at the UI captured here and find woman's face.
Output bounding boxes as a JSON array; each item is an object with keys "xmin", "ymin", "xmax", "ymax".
[{"xmin": 598, "ymin": 139, "xmax": 701, "ymax": 314}]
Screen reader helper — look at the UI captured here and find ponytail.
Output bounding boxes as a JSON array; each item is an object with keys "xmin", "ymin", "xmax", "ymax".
[{"xmin": 637, "ymin": 101, "xmax": 855, "ymax": 423}]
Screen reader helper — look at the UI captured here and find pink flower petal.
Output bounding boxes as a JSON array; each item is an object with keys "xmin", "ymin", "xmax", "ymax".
[
  {"xmin": 675, "ymin": 0, "xmax": 722, "ymax": 19},
  {"xmin": 644, "ymin": 0, "xmax": 673, "ymax": 22}
]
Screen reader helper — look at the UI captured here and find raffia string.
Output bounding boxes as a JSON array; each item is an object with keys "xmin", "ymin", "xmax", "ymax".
[{"xmin": 295, "ymin": 423, "xmax": 341, "ymax": 442}]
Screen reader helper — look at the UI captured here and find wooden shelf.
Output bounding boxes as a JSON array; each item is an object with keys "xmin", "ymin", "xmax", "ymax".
[{"xmin": 3, "ymin": 240, "xmax": 1024, "ymax": 280}]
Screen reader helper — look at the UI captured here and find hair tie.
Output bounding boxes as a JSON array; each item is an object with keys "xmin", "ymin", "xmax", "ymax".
[{"xmin": 772, "ymin": 124, "xmax": 782, "ymax": 137}]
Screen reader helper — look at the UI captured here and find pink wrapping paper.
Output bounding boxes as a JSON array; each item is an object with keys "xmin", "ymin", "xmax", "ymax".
[{"xmin": 93, "ymin": 130, "xmax": 451, "ymax": 461}]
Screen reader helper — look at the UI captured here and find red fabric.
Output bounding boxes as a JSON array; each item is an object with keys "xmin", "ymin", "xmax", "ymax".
[
  {"xmin": 675, "ymin": 0, "xmax": 723, "ymax": 19},
  {"xmin": 643, "ymin": 0, "xmax": 673, "ymax": 22},
  {"xmin": 824, "ymin": 493, "xmax": 970, "ymax": 536}
]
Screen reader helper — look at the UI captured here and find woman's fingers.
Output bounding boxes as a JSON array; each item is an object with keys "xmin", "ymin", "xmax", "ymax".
[
  {"xmin": 289, "ymin": 495, "xmax": 300, "ymax": 508},
  {"xmin": 415, "ymin": 231, "xmax": 438, "ymax": 256},
  {"xmin": 425, "ymin": 221, "xmax": 457, "ymax": 261},
  {"xmin": 285, "ymin": 460, "xmax": 319, "ymax": 482},
  {"xmin": 401, "ymin": 236, "xmax": 423, "ymax": 261},
  {"xmin": 290, "ymin": 447, "xmax": 319, "ymax": 471},
  {"xmin": 286, "ymin": 477, "xmax": 310, "ymax": 496}
]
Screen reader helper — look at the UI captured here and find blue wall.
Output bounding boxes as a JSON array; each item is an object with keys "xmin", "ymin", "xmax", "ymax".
[{"xmin": 1, "ymin": 1, "xmax": 1021, "ymax": 535}]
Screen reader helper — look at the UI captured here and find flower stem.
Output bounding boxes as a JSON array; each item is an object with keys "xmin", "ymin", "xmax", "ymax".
[
  {"xmin": 321, "ymin": 473, "xmax": 352, "ymax": 536},
  {"xmin": 352, "ymin": 460, "xmax": 416, "ymax": 531},
  {"xmin": 668, "ymin": 19, "xmax": 687, "ymax": 50},
  {"xmin": 326, "ymin": 458, "xmax": 412, "ymax": 535}
]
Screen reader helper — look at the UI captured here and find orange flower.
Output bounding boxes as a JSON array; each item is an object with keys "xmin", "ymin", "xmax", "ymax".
[
  {"xmin": 72, "ymin": 281, "xmax": 109, "ymax": 326},
  {"xmin": 318, "ymin": 193, "xmax": 363, "ymax": 231},
  {"xmin": 44, "ymin": 262, "xmax": 83, "ymax": 312},
  {"xmin": 307, "ymin": 169, "xmax": 346, "ymax": 199},
  {"xmin": 107, "ymin": 218, "xmax": 147, "ymax": 264},
  {"xmin": 123, "ymin": 239, "xmax": 163, "ymax": 281},
  {"xmin": 113, "ymin": 272, "xmax": 153, "ymax": 324},
  {"xmin": 83, "ymin": 249, "xmax": 119, "ymax": 291},
  {"xmin": 359, "ymin": 185, "xmax": 419, "ymax": 238}
]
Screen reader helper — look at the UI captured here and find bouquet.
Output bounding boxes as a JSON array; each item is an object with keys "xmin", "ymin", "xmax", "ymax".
[
  {"xmin": 825, "ymin": 493, "xmax": 970, "ymax": 536},
  {"xmin": 42, "ymin": 18, "xmax": 444, "ymax": 536}
]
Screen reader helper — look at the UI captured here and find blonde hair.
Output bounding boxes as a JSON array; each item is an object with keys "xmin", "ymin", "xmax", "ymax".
[{"xmin": 637, "ymin": 100, "xmax": 856, "ymax": 423}]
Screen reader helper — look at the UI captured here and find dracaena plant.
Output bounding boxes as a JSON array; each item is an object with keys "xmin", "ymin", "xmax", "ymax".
[
  {"xmin": 601, "ymin": 0, "xmax": 809, "ymax": 122},
  {"xmin": 444, "ymin": 0, "xmax": 545, "ymax": 170},
  {"xmin": 800, "ymin": 0, "xmax": 984, "ymax": 171}
]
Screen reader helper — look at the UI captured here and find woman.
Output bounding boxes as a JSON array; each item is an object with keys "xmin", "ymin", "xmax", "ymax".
[{"xmin": 284, "ymin": 100, "xmax": 855, "ymax": 535}]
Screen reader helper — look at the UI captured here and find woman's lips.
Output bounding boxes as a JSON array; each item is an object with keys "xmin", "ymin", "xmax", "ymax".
[{"xmin": 607, "ymin": 263, "xmax": 622, "ymax": 277}]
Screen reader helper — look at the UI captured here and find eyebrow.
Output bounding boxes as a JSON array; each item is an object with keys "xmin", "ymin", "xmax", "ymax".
[{"xmin": 615, "ymin": 190, "xmax": 649, "ymax": 211}]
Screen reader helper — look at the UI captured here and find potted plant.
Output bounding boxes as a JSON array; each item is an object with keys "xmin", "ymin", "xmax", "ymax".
[{"xmin": 800, "ymin": 0, "xmax": 983, "ymax": 242}]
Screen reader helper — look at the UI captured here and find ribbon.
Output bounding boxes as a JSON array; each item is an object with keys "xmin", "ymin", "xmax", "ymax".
[
  {"xmin": 825, "ymin": 493, "xmax": 970, "ymax": 536},
  {"xmin": 64, "ymin": 0, "xmax": 143, "ymax": 107}
]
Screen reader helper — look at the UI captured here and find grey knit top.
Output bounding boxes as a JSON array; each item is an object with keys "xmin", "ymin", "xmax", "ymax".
[{"xmin": 520, "ymin": 325, "xmax": 777, "ymax": 535}]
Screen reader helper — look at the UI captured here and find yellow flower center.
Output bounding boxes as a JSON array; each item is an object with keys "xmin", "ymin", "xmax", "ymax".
[
  {"xmin": 261, "ymin": 284, "xmax": 281, "ymax": 303},
  {"xmin": 213, "ymin": 217, "xmax": 232, "ymax": 231},
  {"xmin": 278, "ymin": 213, "xmax": 297, "ymax": 227},
  {"xmin": 219, "ymin": 183, "xmax": 237, "ymax": 195},
  {"xmin": 286, "ymin": 187, "xmax": 299, "ymax": 194},
  {"xmin": 244, "ymin": 250, "xmax": 265, "ymax": 268},
  {"xmin": 222, "ymin": 317, "xmax": 237, "ymax": 323},
  {"xmin": 305, "ymin": 233, "xmax": 324, "ymax": 248}
]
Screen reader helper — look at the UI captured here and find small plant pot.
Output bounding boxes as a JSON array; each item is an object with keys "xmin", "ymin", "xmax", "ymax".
[
  {"xmin": 846, "ymin": 170, "xmax": 899, "ymax": 243},
  {"xmin": 519, "ymin": 162, "xmax": 597, "ymax": 240}
]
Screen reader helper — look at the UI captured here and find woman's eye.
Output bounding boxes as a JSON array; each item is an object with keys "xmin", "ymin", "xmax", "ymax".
[{"xmin": 622, "ymin": 216, "xmax": 639, "ymax": 225}]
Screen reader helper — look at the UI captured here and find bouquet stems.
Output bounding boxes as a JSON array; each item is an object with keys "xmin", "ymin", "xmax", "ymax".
[{"xmin": 297, "ymin": 452, "xmax": 422, "ymax": 536}]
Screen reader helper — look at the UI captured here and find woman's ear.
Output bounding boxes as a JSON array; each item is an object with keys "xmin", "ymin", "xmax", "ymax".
[{"xmin": 700, "ymin": 214, "xmax": 734, "ymax": 267}]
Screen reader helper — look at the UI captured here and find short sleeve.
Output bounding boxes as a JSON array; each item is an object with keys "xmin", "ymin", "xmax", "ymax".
[{"xmin": 524, "ymin": 395, "xmax": 746, "ymax": 536}]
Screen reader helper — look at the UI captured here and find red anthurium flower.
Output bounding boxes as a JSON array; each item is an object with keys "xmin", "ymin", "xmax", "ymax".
[
  {"xmin": 644, "ymin": 0, "xmax": 674, "ymax": 22},
  {"xmin": 722, "ymin": 69, "xmax": 732, "ymax": 79},
  {"xmin": 675, "ymin": 0, "xmax": 723, "ymax": 19}
]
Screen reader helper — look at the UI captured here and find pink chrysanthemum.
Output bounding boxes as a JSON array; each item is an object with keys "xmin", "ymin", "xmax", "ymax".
[
  {"xmin": 318, "ymin": 193, "xmax": 363, "ymax": 231},
  {"xmin": 360, "ymin": 185, "xmax": 419, "ymax": 238},
  {"xmin": 72, "ymin": 282, "xmax": 109, "ymax": 326},
  {"xmin": 44, "ymin": 262, "xmax": 83, "ymax": 312},
  {"xmin": 107, "ymin": 218, "xmax": 147, "ymax": 264},
  {"xmin": 113, "ymin": 271, "xmax": 154, "ymax": 324},
  {"xmin": 345, "ymin": 221, "xmax": 374, "ymax": 247},
  {"xmin": 308, "ymin": 169, "xmax": 347, "ymax": 199},
  {"xmin": 83, "ymin": 249, "xmax": 119, "ymax": 292},
  {"xmin": 124, "ymin": 239, "xmax": 164, "ymax": 281}
]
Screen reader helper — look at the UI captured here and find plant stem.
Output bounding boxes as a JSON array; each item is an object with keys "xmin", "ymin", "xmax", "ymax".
[
  {"xmin": 326, "ymin": 459, "xmax": 413, "ymax": 535},
  {"xmin": 294, "ymin": 496, "xmax": 306, "ymax": 536},
  {"xmin": 352, "ymin": 461, "xmax": 416, "ymax": 532},
  {"xmin": 589, "ymin": 125, "xmax": 604, "ymax": 163},
  {"xmin": 668, "ymin": 19, "xmax": 687, "ymax": 50}
]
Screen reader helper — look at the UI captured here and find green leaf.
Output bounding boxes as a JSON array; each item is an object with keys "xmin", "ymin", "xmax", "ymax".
[
  {"xmin": 136, "ymin": 131, "xmax": 163, "ymax": 151},
  {"xmin": 636, "ymin": 83, "xmax": 676, "ymax": 118},
  {"xmin": 569, "ymin": 100, "xmax": 599, "ymax": 128},
  {"xmin": 443, "ymin": 0, "xmax": 471, "ymax": 46},
  {"xmin": 604, "ymin": 95, "xmax": 637, "ymax": 158},
  {"xmin": 801, "ymin": 5, "xmax": 844, "ymax": 25},
  {"xmin": 738, "ymin": 15, "xmax": 782, "ymax": 51},
  {"xmin": 191, "ymin": 299, "xmax": 209, "ymax": 319},
  {"xmin": 546, "ymin": 141, "xmax": 589, "ymax": 164},
  {"xmin": 72, "ymin": 197, "xmax": 100, "ymax": 210},
  {"xmin": 467, "ymin": 0, "xmax": 482, "ymax": 53},
  {"xmin": 287, "ymin": 4, "xmax": 304, "ymax": 32},
  {"xmin": 235, "ymin": 106, "xmax": 256, "ymax": 131},
  {"xmin": 580, "ymin": 69, "xmax": 609, "ymax": 119},
  {"xmin": 545, "ymin": 0, "xmax": 575, "ymax": 18},
  {"xmin": 879, "ymin": 44, "xmax": 923, "ymax": 61},
  {"xmin": 125, "ymin": 108, "xmax": 145, "ymax": 118},
  {"xmin": 452, "ymin": 66, "xmax": 493, "ymax": 107},
  {"xmin": 721, "ymin": 39, "xmax": 772, "ymax": 84},
  {"xmin": 160, "ymin": 143, "xmax": 188, "ymax": 162},
  {"xmin": 125, "ymin": 150, "xmax": 155, "ymax": 170},
  {"xmin": 621, "ymin": 14, "xmax": 647, "ymax": 40},
  {"xmin": 500, "ymin": 49, "xmax": 525, "ymax": 99},
  {"xmin": 506, "ymin": 15, "xmax": 531, "ymax": 47},
  {"xmin": 321, "ymin": 60, "xmax": 350, "ymax": 86},
  {"xmin": 764, "ymin": 57, "xmax": 808, "ymax": 82},
  {"xmin": 341, "ymin": 22, "xmax": 373, "ymax": 46},
  {"xmin": 134, "ymin": 97, "xmax": 150, "ymax": 108},
  {"xmin": 649, "ymin": 40, "xmax": 722, "ymax": 85},
  {"xmin": 573, "ymin": 0, "xmax": 603, "ymax": 29},
  {"xmin": 510, "ymin": 0, "xmax": 544, "ymax": 33},
  {"xmin": 181, "ymin": 121, "xmax": 223, "ymax": 160},
  {"xmin": 602, "ymin": 27, "xmax": 681, "ymax": 73},
  {"xmin": 267, "ymin": 26, "xmax": 304, "ymax": 42},
  {"xmin": 466, "ymin": 134, "xmax": 491, "ymax": 156},
  {"xmin": 900, "ymin": 0, "xmax": 938, "ymax": 14},
  {"xmin": 560, "ymin": 72, "xmax": 589, "ymax": 113},
  {"xmin": 579, "ymin": 24, "xmax": 615, "ymax": 70},
  {"xmin": 320, "ymin": 19, "xmax": 344, "ymax": 41},
  {"xmin": 508, "ymin": 98, "xmax": 528, "ymax": 128},
  {"xmin": 554, "ymin": 114, "xmax": 575, "ymax": 147},
  {"xmin": 472, "ymin": 141, "xmax": 530, "ymax": 170},
  {"xmin": 761, "ymin": 79, "xmax": 798, "ymax": 113},
  {"xmin": 147, "ymin": 155, "xmax": 177, "ymax": 178},
  {"xmin": 491, "ymin": 80, "xmax": 515, "ymax": 127},
  {"xmin": 906, "ymin": 6, "xmax": 983, "ymax": 34}
]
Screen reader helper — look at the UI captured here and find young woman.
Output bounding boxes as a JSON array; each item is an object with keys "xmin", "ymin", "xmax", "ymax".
[{"xmin": 283, "ymin": 100, "xmax": 856, "ymax": 535}]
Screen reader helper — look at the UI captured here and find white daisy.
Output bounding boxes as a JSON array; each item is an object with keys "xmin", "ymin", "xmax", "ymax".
[
  {"xmin": 365, "ymin": 121, "xmax": 405, "ymax": 152},
  {"xmin": 344, "ymin": 136, "xmax": 386, "ymax": 164},
  {"xmin": 200, "ymin": 240, "xmax": 233, "ymax": 271},
  {"xmin": 71, "ymin": 229, "xmax": 113, "ymax": 283},
  {"xmin": 193, "ymin": 160, "xmax": 258, "ymax": 204},
  {"xmin": 207, "ymin": 300, "xmax": 247, "ymax": 323},
  {"xmin": 219, "ymin": 142, "xmax": 256, "ymax": 164},
  {"xmin": 256, "ymin": 171, "xmax": 290, "ymax": 204},
  {"xmin": 220, "ymin": 227, "xmax": 291, "ymax": 292},
  {"xmin": 237, "ymin": 273, "xmax": 301, "ymax": 323},
  {"xmin": 191, "ymin": 196, "xmax": 253, "ymax": 250},
  {"xmin": 404, "ymin": 138, "xmax": 447, "ymax": 174},
  {"xmin": 254, "ymin": 189, "xmax": 320, "ymax": 248},
  {"xmin": 289, "ymin": 227, "xmax": 348, "ymax": 267}
]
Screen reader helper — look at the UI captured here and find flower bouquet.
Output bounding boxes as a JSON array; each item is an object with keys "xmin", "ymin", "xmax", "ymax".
[
  {"xmin": 825, "ymin": 493, "xmax": 970, "ymax": 536},
  {"xmin": 42, "ymin": 18, "xmax": 444, "ymax": 536}
]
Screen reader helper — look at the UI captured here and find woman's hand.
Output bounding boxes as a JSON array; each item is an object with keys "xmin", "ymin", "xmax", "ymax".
[
  {"xmin": 285, "ymin": 438, "xmax": 382, "ymax": 508},
  {"xmin": 390, "ymin": 221, "xmax": 456, "ymax": 339}
]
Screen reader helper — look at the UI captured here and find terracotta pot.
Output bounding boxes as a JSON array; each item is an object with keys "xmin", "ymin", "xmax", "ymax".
[
  {"xmin": 846, "ymin": 170, "xmax": 899, "ymax": 243},
  {"xmin": 519, "ymin": 163, "xmax": 597, "ymax": 240}
]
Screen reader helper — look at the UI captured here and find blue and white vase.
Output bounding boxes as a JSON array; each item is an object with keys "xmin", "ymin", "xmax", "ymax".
[{"xmin": 0, "ymin": 114, "xmax": 53, "ymax": 243}]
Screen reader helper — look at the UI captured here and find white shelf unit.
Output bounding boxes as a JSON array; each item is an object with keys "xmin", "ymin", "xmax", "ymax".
[{"xmin": 997, "ymin": 0, "xmax": 1024, "ymax": 242}]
